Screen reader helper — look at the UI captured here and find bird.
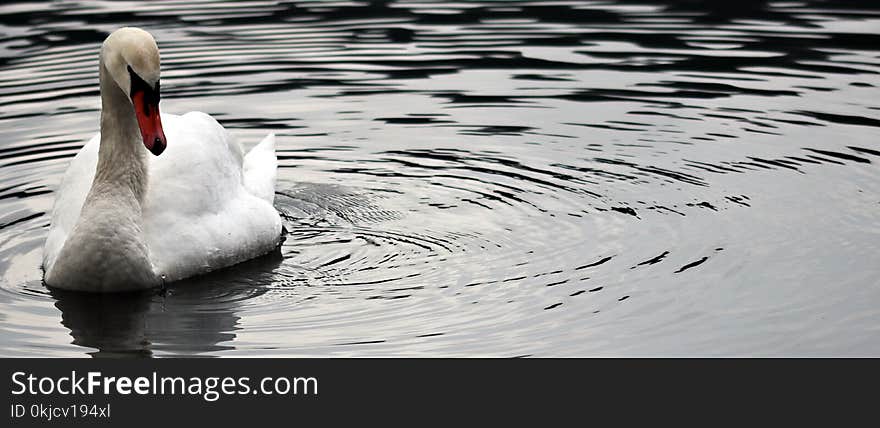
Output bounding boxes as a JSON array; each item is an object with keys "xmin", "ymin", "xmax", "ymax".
[{"xmin": 42, "ymin": 27, "xmax": 282, "ymax": 292}]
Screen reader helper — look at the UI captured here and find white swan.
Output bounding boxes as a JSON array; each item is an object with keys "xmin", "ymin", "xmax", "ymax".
[{"xmin": 42, "ymin": 27, "xmax": 282, "ymax": 292}]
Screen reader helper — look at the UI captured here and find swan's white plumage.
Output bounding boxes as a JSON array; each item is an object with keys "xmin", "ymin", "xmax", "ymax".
[
  {"xmin": 43, "ymin": 111, "xmax": 282, "ymax": 287},
  {"xmin": 42, "ymin": 27, "xmax": 282, "ymax": 292},
  {"xmin": 243, "ymin": 133, "xmax": 277, "ymax": 204}
]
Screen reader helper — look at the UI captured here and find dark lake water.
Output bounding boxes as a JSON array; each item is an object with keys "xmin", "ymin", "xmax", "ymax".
[{"xmin": 1, "ymin": 0, "xmax": 879, "ymax": 357}]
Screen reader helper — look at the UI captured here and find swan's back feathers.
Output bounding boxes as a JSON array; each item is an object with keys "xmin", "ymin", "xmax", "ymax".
[
  {"xmin": 243, "ymin": 133, "xmax": 277, "ymax": 204},
  {"xmin": 141, "ymin": 113, "xmax": 281, "ymax": 281}
]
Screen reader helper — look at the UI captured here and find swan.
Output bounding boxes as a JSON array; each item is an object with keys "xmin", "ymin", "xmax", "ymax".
[{"xmin": 42, "ymin": 27, "xmax": 283, "ymax": 292}]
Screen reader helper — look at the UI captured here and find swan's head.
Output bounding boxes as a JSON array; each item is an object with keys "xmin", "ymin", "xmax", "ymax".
[{"xmin": 101, "ymin": 27, "xmax": 166, "ymax": 156}]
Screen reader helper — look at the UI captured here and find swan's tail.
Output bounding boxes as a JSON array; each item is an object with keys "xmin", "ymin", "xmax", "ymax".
[{"xmin": 243, "ymin": 133, "xmax": 277, "ymax": 203}]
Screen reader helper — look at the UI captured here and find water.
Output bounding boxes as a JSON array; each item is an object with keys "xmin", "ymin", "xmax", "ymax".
[{"xmin": 1, "ymin": 0, "xmax": 879, "ymax": 357}]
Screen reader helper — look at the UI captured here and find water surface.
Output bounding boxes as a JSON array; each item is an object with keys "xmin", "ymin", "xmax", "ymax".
[{"xmin": 1, "ymin": 0, "xmax": 879, "ymax": 356}]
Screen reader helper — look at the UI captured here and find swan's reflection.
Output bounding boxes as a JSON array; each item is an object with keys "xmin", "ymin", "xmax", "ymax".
[{"xmin": 50, "ymin": 249, "xmax": 283, "ymax": 357}]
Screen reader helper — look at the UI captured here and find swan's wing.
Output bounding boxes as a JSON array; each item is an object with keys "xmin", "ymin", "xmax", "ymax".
[
  {"xmin": 42, "ymin": 135, "xmax": 99, "ymax": 271},
  {"xmin": 143, "ymin": 112, "xmax": 281, "ymax": 281},
  {"xmin": 146, "ymin": 112, "xmax": 243, "ymax": 215},
  {"xmin": 243, "ymin": 133, "xmax": 277, "ymax": 204},
  {"xmin": 144, "ymin": 111, "xmax": 246, "ymax": 231}
]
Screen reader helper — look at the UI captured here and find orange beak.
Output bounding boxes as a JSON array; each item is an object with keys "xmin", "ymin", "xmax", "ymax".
[{"xmin": 131, "ymin": 90, "xmax": 166, "ymax": 156}]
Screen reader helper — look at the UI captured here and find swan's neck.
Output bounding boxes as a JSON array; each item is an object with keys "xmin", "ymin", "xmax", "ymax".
[
  {"xmin": 94, "ymin": 61, "xmax": 149, "ymax": 202},
  {"xmin": 43, "ymin": 44, "xmax": 161, "ymax": 291}
]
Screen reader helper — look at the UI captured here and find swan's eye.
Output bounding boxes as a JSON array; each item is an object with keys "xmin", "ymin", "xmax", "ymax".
[
  {"xmin": 127, "ymin": 64, "xmax": 166, "ymax": 156},
  {"xmin": 127, "ymin": 65, "xmax": 160, "ymax": 115}
]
